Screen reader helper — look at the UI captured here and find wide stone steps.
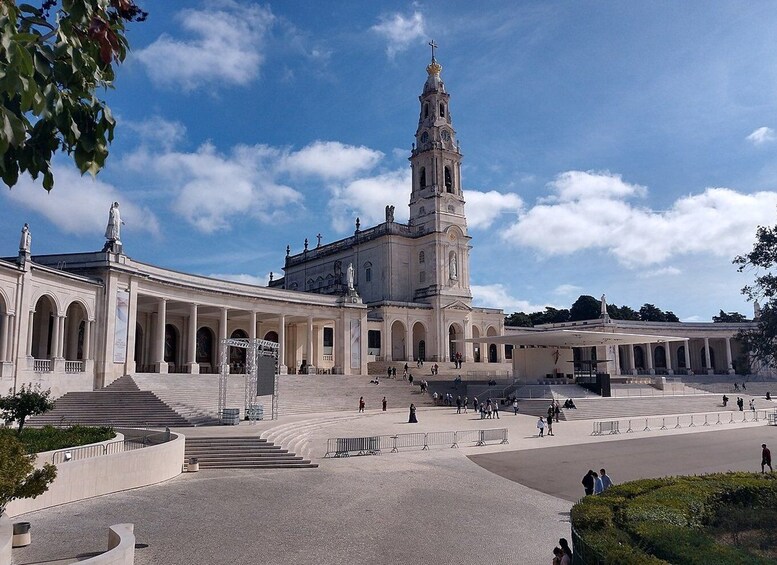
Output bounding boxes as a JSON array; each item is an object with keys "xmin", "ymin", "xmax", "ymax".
[
  {"xmin": 559, "ymin": 394, "xmax": 752, "ymax": 421},
  {"xmin": 27, "ymin": 389, "xmax": 193, "ymax": 428},
  {"xmin": 184, "ymin": 436, "xmax": 317, "ymax": 469}
]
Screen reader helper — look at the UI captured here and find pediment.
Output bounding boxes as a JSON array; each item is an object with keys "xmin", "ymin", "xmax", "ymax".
[{"xmin": 442, "ymin": 300, "xmax": 472, "ymax": 311}]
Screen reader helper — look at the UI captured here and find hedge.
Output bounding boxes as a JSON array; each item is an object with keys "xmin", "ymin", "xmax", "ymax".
[
  {"xmin": 571, "ymin": 473, "xmax": 777, "ymax": 564},
  {"xmin": 0, "ymin": 425, "xmax": 116, "ymax": 453}
]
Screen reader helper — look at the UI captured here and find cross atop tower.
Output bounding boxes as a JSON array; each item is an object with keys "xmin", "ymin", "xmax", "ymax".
[{"xmin": 429, "ymin": 40, "xmax": 438, "ymax": 62}]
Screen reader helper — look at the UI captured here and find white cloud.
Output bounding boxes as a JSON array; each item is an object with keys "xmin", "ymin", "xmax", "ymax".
[
  {"xmin": 5, "ymin": 165, "xmax": 160, "ymax": 237},
  {"xmin": 637, "ymin": 266, "xmax": 681, "ymax": 278},
  {"xmin": 135, "ymin": 2, "xmax": 274, "ymax": 91},
  {"xmin": 280, "ymin": 141, "xmax": 383, "ymax": 180},
  {"xmin": 464, "ymin": 190, "xmax": 523, "ymax": 229},
  {"xmin": 124, "ymin": 116, "xmax": 186, "ymax": 150},
  {"xmin": 472, "ymin": 283, "xmax": 548, "ymax": 313},
  {"xmin": 328, "ymin": 169, "xmax": 412, "ymax": 232},
  {"xmin": 208, "ymin": 273, "xmax": 269, "ymax": 286},
  {"xmin": 371, "ymin": 11, "xmax": 426, "ymax": 58},
  {"xmin": 746, "ymin": 126, "xmax": 775, "ymax": 146},
  {"xmin": 553, "ymin": 284, "xmax": 583, "ymax": 296},
  {"xmin": 502, "ymin": 170, "xmax": 777, "ymax": 267}
]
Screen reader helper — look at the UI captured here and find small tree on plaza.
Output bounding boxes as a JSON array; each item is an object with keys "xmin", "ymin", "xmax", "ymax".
[
  {"xmin": 0, "ymin": 432, "xmax": 56, "ymax": 515},
  {"xmin": 0, "ymin": 384, "xmax": 55, "ymax": 434}
]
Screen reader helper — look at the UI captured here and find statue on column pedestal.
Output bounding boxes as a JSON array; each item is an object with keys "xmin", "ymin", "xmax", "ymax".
[
  {"xmin": 103, "ymin": 201, "xmax": 125, "ymax": 253},
  {"xmin": 19, "ymin": 223, "xmax": 31, "ymax": 254}
]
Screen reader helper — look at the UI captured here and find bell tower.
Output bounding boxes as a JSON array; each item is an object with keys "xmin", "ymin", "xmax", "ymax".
[{"xmin": 408, "ymin": 42, "xmax": 472, "ymax": 304}]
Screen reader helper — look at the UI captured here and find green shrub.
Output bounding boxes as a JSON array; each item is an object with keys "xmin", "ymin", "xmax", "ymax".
[{"xmin": 4, "ymin": 425, "xmax": 116, "ymax": 453}]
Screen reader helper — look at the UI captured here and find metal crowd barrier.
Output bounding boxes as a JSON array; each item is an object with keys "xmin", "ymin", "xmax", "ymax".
[
  {"xmin": 51, "ymin": 428, "xmax": 173, "ymax": 464},
  {"xmin": 591, "ymin": 409, "xmax": 775, "ymax": 436},
  {"xmin": 325, "ymin": 428, "xmax": 508, "ymax": 457}
]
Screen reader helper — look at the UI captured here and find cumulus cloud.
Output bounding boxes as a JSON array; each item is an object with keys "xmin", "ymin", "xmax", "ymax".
[
  {"xmin": 207, "ymin": 273, "xmax": 269, "ymax": 286},
  {"xmin": 371, "ymin": 11, "xmax": 426, "ymax": 58},
  {"xmin": 135, "ymin": 2, "xmax": 274, "ymax": 91},
  {"xmin": 280, "ymin": 141, "xmax": 383, "ymax": 180},
  {"xmin": 328, "ymin": 169, "xmax": 412, "ymax": 232},
  {"xmin": 5, "ymin": 165, "xmax": 160, "ymax": 237},
  {"xmin": 472, "ymin": 284, "xmax": 548, "ymax": 313},
  {"xmin": 637, "ymin": 266, "xmax": 681, "ymax": 278},
  {"xmin": 464, "ymin": 190, "xmax": 523, "ymax": 229},
  {"xmin": 501, "ymin": 170, "xmax": 777, "ymax": 267},
  {"xmin": 124, "ymin": 116, "xmax": 186, "ymax": 150},
  {"xmin": 746, "ymin": 126, "xmax": 775, "ymax": 146},
  {"xmin": 553, "ymin": 284, "xmax": 583, "ymax": 296}
]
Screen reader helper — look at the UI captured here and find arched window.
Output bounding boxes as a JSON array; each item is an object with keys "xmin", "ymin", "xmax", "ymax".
[
  {"xmin": 634, "ymin": 345, "xmax": 645, "ymax": 369},
  {"xmin": 677, "ymin": 346, "xmax": 686, "ymax": 368},
  {"xmin": 654, "ymin": 345, "xmax": 666, "ymax": 368},
  {"xmin": 419, "ymin": 167, "xmax": 426, "ymax": 188},
  {"xmin": 419, "ymin": 251, "xmax": 425, "ymax": 264},
  {"xmin": 424, "ymin": 103, "xmax": 429, "ymax": 118},
  {"xmin": 444, "ymin": 166, "xmax": 453, "ymax": 192},
  {"xmin": 364, "ymin": 262, "xmax": 372, "ymax": 283},
  {"xmin": 439, "ymin": 103, "xmax": 445, "ymax": 117}
]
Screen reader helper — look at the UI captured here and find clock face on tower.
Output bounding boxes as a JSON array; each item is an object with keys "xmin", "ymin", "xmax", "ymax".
[
  {"xmin": 441, "ymin": 130, "xmax": 450, "ymax": 142},
  {"xmin": 420, "ymin": 131, "xmax": 429, "ymax": 144}
]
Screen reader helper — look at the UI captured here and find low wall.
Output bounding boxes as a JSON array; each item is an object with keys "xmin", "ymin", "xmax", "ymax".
[
  {"xmin": 5, "ymin": 433, "xmax": 185, "ymax": 517},
  {"xmin": 0, "ymin": 515, "xmax": 11, "ymax": 565},
  {"xmin": 82, "ymin": 523, "xmax": 135, "ymax": 565}
]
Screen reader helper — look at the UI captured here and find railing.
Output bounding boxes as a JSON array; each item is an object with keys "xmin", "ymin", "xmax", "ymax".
[
  {"xmin": 571, "ymin": 523, "xmax": 601, "ymax": 565},
  {"xmin": 33, "ymin": 359, "xmax": 51, "ymax": 373},
  {"xmin": 64, "ymin": 361, "xmax": 83, "ymax": 373},
  {"xmin": 591, "ymin": 409, "xmax": 776, "ymax": 435},
  {"xmin": 51, "ymin": 428, "xmax": 172, "ymax": 464},
  {"xmin": 322, "ymin": 354, "xmax": 333, "ymax": 362},
  {"xmin": 324, "ymin": 428, "xmax": 508, "ymax": 457}
]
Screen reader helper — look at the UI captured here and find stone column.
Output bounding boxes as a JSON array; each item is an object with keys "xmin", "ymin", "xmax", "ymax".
[
  {"xmin": 187, "ymin": 303, "xmax": 198, "ymax": 374},
  {"xmin": 614, "ymin": 345, "xmax": 621, "ymax": 376},
  {"xmin": 628, "ymin": 344, "xmax": 636, "ymax": 375},
  {"xmin": 51, "ymin": 314, "xmax": 61, "ymax": 360},
  {"xmin": 83, "ymin": 320, "xmax": 92, "ymax": 361},
  {"xmin": 27, "ymin": 310, "xmax": 34, "ymax": 357},
  {"xmin": 156, "ymin": 298, "xmax": 168, "ymax": 373},
  {"xmin": 684, "ymin": 340, "xmax": 692, "ymax": 375},
  {"xmin": 334, "ymin": 315, "xmax": 344, "ymax": 373},
  {"xmin": 58, "ymin": 315, "xmax": 66, "ymax": 358},
  {"xmin": 0, "ymin": 313, "xmax": 7, "ymax": 361},
  {"xmin": 404, "ymin": 324, "xmax": 411, "ymax": 362},
  {"xmin": 306, "ymin": 315, "xmax": 314, "ymax": 374},
  {"xmin": 725, "ymin": 337, "xmax": 734, "ymax": 374},
  {"xmin": 6, "ymin": 313, "xmax": 15, "ymax": 363},
  {"xmin": 278, "ymin": 314, "xmax": 287, "ymax": 374},
  {"xmin": 704, "ymin": 337, "xmax": 712, "ymax": 375},
  {"xmin": 249, "ymin": 311, "xmax": 257, "ymax": 341},
  {"xmin": 645, "ymin": 343, "xmax": 654, "ymax": 375},
  {"xmin": 665, "ymin": 343, "xmax": 673, "ymax": 375}
]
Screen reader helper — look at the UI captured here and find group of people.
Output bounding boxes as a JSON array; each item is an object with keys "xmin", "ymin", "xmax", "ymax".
[
  {"xmin": 452, "ymin": 352, "xmax": 463, "ymax": 369},
  {"xmin": 733, "ymin": 382, "xmax": 747, "ymax": 391},
  {"xmin": 536, "ymin": 401, "xmax": 562, "ymax": 437},
  {"xmin": 551, "ymin": 538, "xmax": 573, "ymax": 565},
  {"xmin": 582, "ymin": 468, "xmax": 614, "ymax": 495}
]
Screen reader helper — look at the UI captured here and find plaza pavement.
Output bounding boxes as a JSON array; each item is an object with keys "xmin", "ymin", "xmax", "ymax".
[{"xmin": 12, "ymin": 401, "xmax": 776, "ymax": 565}]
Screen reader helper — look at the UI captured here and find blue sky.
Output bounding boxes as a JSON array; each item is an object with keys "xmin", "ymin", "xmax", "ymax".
[{"xmin": 3, "ymin": 1, "xmax": 777, "ymax": 321}]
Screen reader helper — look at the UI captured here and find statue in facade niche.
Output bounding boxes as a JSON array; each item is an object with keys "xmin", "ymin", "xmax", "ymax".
[
  {"xmin": 347, "ymin": 262, "xmax": 355, "ymax": 291},
  {"xmin": 19, "ymin": 223, "xmax": 31, "ymax": 253},
  {"xmin": 449, "ymin": 253, "xmax": 457, "ymax": 280}
]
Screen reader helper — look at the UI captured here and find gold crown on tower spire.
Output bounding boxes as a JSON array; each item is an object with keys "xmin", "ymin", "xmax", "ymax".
[{"xmin": 426, "ymin": 39, "xmax": 441, "ymax": 76}]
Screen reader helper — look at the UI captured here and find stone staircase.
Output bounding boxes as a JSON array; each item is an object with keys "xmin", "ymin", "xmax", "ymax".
[
  {"xmin": 367, "ymin": 360, "xmax": 512, "ymax": 378},
  {"xmin": 184, "ymin": 436, "xmax": 317, "ymax": 469},
  {"xmin": 27, "ymin": 376, "xmax": 193, "ymax": 428},
  {"xmin": 559, "ymin": 394, "xmax": 755, "ymax": 421}
]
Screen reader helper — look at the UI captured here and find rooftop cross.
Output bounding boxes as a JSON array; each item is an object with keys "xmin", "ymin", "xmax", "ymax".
[
  {"xmin": 316, "ymin": 233, "xmax": 322, "ymax": 247},
  {"xmin": 429, "ymin": 40, "xmax": 437, "ymax": 61}
]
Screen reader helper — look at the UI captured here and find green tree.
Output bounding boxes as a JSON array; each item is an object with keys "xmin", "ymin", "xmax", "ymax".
[
  {"xmin": 712, "ymin": 310, "xmax": 748, "ymax": 323},
  {"xmin": 607, "ymin": 304, "xmax": 640, "ymax": 320},
  {"xmin": 639, "ymin": 303, "xmax": 669, "ymax": 322},
  {"xmin": 530, "ymin": 307, "xmax": 570, "ymax": 325},
  {"xmin": 734, "ymin": 221, "xmax": 777, "ymax": 367},
  {"xmin": 0, "ymin": 431, "xmax": 56, "ymax": 515},
  {"xmin": 0, "ymin": 0, "xmax": 146, "ymax": 190},
  {"xmin": 505, "ymin": 312, "xmax": 533, "ymax": 327},
  {"xmin": 664, "ymin": 310, "xmax": 680, "ymax": 322},
  {"xmin": 569, "ymin": 294, "xmax": 600, "ymax": 321},
  {"xmin": 0, "ymin": 384, "xmax": 55, "ymax": 434}
]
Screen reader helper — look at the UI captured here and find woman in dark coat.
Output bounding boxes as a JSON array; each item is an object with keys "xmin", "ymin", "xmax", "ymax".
[{"xmin": 408, "ymin": 403, "xmax": 418, "ymax": 423}]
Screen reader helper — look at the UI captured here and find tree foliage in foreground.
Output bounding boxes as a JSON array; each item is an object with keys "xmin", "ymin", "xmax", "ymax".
[
  {"xmin": 735, "ymin": 222, "xmax": 777, "ymax": 368},
  {"xmin": 0, "ymin": 383, "xmax": 55, "ymax": 434},
  {"xmin": 0, "ymin": 0, "xmax": 146, "ymax": 190},
  {"xmin": 0, "ymin": 431, "xmax": 56, "ymax": 515}
]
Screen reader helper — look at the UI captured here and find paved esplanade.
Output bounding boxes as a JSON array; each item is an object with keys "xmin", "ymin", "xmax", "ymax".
[{"xmin": 12, "ymin": 405, "xmax": 773, "ymax": 565}]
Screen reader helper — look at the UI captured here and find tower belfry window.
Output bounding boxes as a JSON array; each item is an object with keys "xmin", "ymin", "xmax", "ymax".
[
  {"xmin": 419, "ymin": 167, "xmax": 426, "ymax": 188},
  {"xmin": 439, "ymin": 103, "xmax": 445, "ymax": 117},
  {"xmin": 444, "ymin": 167, "xmax": 453, "ymax": 193},
  {"xmin": 424, "ymin": 103, "xmax": 429, "ymax": 118}
]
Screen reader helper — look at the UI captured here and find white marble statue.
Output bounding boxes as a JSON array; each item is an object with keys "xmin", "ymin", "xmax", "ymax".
[
  {"xmin": 105, "ymin": 202, "xmax": 123, "ymax": 242},
  {"xmin": 449, "ymin": 252, "xmax": 457, "ymax": 280},
  {"xmin": 19, "ymin": 223, "xmax": 31, "ymax": 253},
  {"xmin": 600, "ymin": 294, "xmax": 607, "ymax": 317},
  {"xmin": 347, "ymin": 262, "xmax": 355, "ymax": 291}
]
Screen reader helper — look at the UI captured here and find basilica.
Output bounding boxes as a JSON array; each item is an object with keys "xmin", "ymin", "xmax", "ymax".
[{"xmin": 0, "ymin": 53, "xmax": 765, "ymax": 399}]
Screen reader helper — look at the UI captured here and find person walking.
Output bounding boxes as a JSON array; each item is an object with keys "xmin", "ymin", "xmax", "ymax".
[
  {"xmin": 408, "ymin": 403, "xmax": 418, "ymax": 423},
  {"xmin": 456, "ymin": 395, "xmax": 462, "ymax": 414},
  {"xmin": 582, "ymin": 470, "xmax": 595, "ymax": 495},
  {"xmin": 493, "ymin": 401, "xmax": 500, "ymax": 419},
  {"xmin": 480, "ymin": 403, "xmax": 486, "ymax": 420},
  {"xmin": 546, "ymin": 413, "xmax": 554, "ymax": 436},
  {"xmin": 392, "ymin": 366, "xmax": 397, "ymax": 378},
  {"xmin": 554, "ymin": 400, "xmax": 561, "ymax": 423},
  {"xmin": 513, "ymin": 398, "xmax": 519, "ymax": 415},
  {"xmin": 473, "ymin": 397, "xmax": 479, "ymax": 414},
  {"xmin": 537, "ymin": 416, "xmax": 545, "ymax": 437},
  {"xmin": 358, "ymin": 397, "xmax": 365, "ymax": 413},
  {"xmin": 600, "ymin": 468, "xmax": 613, "ymax": 490},
  {"xmin": 382, "ymin": 396, "xmax": 387, "ymax": 411},
  {"xmin": 463, "ymin": 396, "xmax": 468, "ymax": 413},
  {"xmin": 762, "ymin": 443, "xmax": 773, "ymax": 473},
  {"xmin": 558, "ymin": 538, "xmax": 573, "ymax": 564},
  {"xmin": 486, "ymin": 401, "xmax": 493, "ymax": 419},
  {"xmin": 593, "ymin": 471, "xmax": 604, "ymax": 494}
]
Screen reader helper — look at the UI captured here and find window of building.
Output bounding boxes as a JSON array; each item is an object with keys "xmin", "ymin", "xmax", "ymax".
[
  {"xmin": 368, "ymin": 330, "xmax": 381, "ymax": 355},
  {"xmin": 419, "ymin": 167, "xmax": 426, "ymax": 188},
  {"xmin": 364, "ymin": 262, "xmax": 372, "ymax": 283},
  {"xmin": 439, "ymin": 103, "xmax": 445, "ymax": 117},
  {"xmin": 423, "ymin": 103, "xmax": 429, "ymax": 118},
  {"xmin": 419, "ymin": 251, "xmax": 425, "ymax": 263},
  {"xmin": 419, "ymin": 206, "xmax": 426, "ymax": 215},
  {"xmin": 444, "ymin": 166, "xmax": 453, "ymax": 192},
  {"xmin": 323, "ymin": 327, "xmax": 333, "ymax": 354},
  {"xmin": 505, "ymin": 344, "xmax": 514, "ymax": 360}
]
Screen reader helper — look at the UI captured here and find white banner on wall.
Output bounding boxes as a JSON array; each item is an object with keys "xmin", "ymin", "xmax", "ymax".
[
  {"xmin": 113, "ymin": 289, "xmax": 129, "ymax": 363},
  {"xmin": 350, "ymin": 319, "xmax": 361, "ymax": 370}
]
